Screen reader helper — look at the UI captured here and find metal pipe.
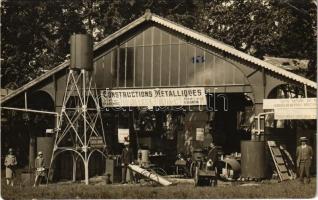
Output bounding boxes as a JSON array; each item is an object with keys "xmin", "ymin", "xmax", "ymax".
[
  {"xmin": 24, "ymin": 92, "xmax": 28, "ymax": 109},
  {"xmin": 1, "ymin": 107, "xmax": 58, "ymax": 116},
  {"xmin": 255, "ymin": 112, "xmax": 274, "ymax": 135},
  {"xmin": 83, "ymin": 69, "xmax": 89, "ymax": 185}
]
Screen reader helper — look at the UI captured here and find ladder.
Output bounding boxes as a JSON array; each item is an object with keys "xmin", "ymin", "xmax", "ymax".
[
  {"xmin": 279, "ymin": 145, "xmax": 296, "ymax": 180},
  {"xmin": 267, "ymin": 141, "xmax": 293, "ymax": 181}
]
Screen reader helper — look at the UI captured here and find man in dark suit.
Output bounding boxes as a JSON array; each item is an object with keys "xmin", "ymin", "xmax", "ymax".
[
  {"xmin": 207, "ymin": 142, "xmax": 218, "ymax": 166},
  {"xmin": 121, "ymin": 142, "xmax": 134, "ymax": 184},
  {"xmin": 296, "ymin": 137, "xmax": 313, "ymax": 184}
]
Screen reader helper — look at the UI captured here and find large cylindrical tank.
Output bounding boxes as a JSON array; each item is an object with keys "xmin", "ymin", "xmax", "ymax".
[
  {"xmin": 241, "ymin": 140, "xmax": 268, "ymax": 179},
  {"xmin": 36, "ymin": 137, "xmax": 54, "ymax": 168},
  {"xmin": 70, "ymin": 34, "xmax": 93, "ymax": 71}
]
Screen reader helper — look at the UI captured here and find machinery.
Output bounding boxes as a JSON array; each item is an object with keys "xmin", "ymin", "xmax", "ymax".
[
  {"xmin": 193, "ymin": 157, "xmax": 218, "ymax": 187},
  {"xmin": 189, "ymin": 147, "xmax": 221, "ymax": 187}
]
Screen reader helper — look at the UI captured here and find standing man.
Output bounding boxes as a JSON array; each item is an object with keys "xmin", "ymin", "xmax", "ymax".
[
  {"xmin": 4, "ymin": 148, "xmax": 18, "ymax": 186},
  {"xmin": 207, "ymin": 142, "xmax": 218, "ymax": 166},
  {"xmin": 34, "ymin": 151, "xmax": 46, "ymax": 187},
  {"xmin": 121, "ymin": 141, "xmax": 134, "ymax": 184},
  {"xmin": 296, "ymin": 137, "xmax": 313, "ymax": 184}
]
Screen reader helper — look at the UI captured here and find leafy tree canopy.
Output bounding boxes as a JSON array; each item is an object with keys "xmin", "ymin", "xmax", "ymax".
[{"xmin": 1, "ymin": 0, "xmax": 316, "ymax": 87}]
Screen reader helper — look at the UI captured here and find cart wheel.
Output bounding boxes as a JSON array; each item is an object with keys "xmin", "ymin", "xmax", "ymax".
[
  {"xmin": 149, "ymin": 167, "xmax": 167, "ymax": 176},
  {"xmin": 194, "ymin": 167, "xmax": 199, "ymax": 187}
]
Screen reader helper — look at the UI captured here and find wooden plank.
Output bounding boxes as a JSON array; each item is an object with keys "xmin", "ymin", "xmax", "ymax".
[
  {"xmin": 268, "ymin": 141, "xmax": 276, "ymax": 146},
  {"xmin": 276, "ymin": 157, "xmax": 285, "ymax": 164},
  {"xmin": 280, "ymin": 173, "xmax": 290, "ymax": 180},
  {"xmin": 277, "ymin": 165, "xmax": 287, "ymax": 172},
  {"xmin": 272, "ymin": 148, "xmax": 282, "ymax": 156}
]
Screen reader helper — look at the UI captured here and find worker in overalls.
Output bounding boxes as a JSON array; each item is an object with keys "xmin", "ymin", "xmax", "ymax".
[
  {"xmin": 4, "ymin": 148, "xmax": 18, "ymax": 186},
  {"xmin": 296, "ymin": 137, "xmax": 313, "ymax": 184},
  {"xmin": 121, "ymin": 141, "xmax": 134, "ymax": 184},
  {"xmin": 34, "ymin": 151, "xmax": 46, "ymax": 187}
]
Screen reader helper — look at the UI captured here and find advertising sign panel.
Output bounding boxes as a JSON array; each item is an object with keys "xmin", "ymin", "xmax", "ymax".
[
  {"xmin": 101, "ymin": 87, "xmax": 207, "ymax": 107},
  {"xmin": 263, "ymin": 98, "xmax": 316, "ymax": 119},
  {"xmin": 118, "ymin": 129, "xmax": 129, "ymax": 143}
]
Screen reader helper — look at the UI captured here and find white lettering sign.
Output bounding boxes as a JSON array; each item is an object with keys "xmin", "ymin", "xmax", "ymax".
[
  {"xmin": 274, "ymin": 108, "xmax": 316, "ymax": 120},
  {"xmin": 100, "ymin": 87, "xmax": 207, "ymax": 107},
  {"xmin": 196, "ymin": 128, "xmax": 204, "ymax": 141},
  {"xmin": 263, "ymin": 98, "xmax": 317, "ymax": 120},
  {"xmin": 263, "ymin": 98, "xmax": 316, "ymax": 109}
]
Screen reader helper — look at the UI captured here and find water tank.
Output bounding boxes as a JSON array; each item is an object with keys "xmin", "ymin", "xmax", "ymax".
[
  {"xmin": 36, "ymin": 137, "xmax": 54, "ymax": 168},
  {"xmin": 70, "ymin": 34, "xmax": 93, "ymax": 71},
  {"xmin": 241, "ymin": 140, "xmax": 268, "ymax": 179}
]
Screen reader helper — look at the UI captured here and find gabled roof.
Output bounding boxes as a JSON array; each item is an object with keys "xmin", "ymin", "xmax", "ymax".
[{"xmin": 1, "ymin": 11, "xmax": 316, "ymax": 104}]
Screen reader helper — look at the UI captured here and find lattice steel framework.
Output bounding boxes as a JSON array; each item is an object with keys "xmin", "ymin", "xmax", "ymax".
[{"xmin": 48, "ymin": 69, "xmax": 106, "ymax": 185}]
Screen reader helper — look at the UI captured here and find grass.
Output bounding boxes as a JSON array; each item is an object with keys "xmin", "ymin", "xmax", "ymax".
[{"xmin": 1, "ymin": 178, "xmax": 316, "ymax": 199}]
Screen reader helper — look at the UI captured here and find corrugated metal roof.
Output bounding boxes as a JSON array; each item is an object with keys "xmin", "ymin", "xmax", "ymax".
[
  {"xmin": 151, "ymin": 14, "xmax": 316, "ymax": 89},
  {"xmin": 1, "ymin": 12, "xmax": 316, "ymax": 104}
]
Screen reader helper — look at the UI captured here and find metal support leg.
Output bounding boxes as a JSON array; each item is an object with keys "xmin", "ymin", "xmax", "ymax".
[
  {"xmin": 84, "ymin": 159, "xmax": 89, "ymax": 185},
  {"xmin": 72, "ymin": 154, "xmax": 77, "ymax": 182}
]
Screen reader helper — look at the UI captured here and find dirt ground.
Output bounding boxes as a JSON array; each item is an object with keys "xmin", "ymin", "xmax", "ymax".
[{"xmin": 1, "ymin": 176, "xmax": 316, "ymax": 199}]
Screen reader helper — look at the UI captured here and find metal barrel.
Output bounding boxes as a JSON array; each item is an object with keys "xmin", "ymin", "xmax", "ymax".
[
  {"xmin": 70, "ymin": 34, "xmax": 93, "ymax": 71},
  {"xmin": 240, "ymin": 140, "xmax": 268, "ymax": 179},
  {"xmin": 36, "ymin": 137, "xmax": 54, "ymax": 168}
]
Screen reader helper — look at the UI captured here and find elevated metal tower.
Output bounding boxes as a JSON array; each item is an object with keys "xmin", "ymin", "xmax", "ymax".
[{"xmin": 48, "ymin": 34, "xmax": 106, "ymax": 185}]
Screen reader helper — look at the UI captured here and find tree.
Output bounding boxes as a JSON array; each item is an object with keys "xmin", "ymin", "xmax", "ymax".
[
  {"xmin": 193, "ymin": 0, "xmax": 317, "ymax": 80},
  {"xmin": 1, "ymin": 0, "xmax": 316, "ymax": 88},
  {"xmin": 1, "ymin": 0, "xmax": 198, "ymax": 87}
]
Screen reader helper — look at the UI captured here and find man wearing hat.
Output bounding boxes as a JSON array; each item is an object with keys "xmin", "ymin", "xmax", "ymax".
[
  {"xmin": 34, "ymin": 151, "xmax": 46, "ymax": 187},
  {"xmin": 121, "ymin": 141, "xmax": 134, "ymax": 184},
  {"xmin": 296, "ymin": 137, "xmax": 313, "ymax": 183},
  {"xmin": 4, "ymin": 148, "xmax": 18, "ymax": 186}
]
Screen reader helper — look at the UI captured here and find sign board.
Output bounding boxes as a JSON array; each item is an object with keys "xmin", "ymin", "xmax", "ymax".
[
  {"xmin": 100, "ymin": 87, "xmax": 207, "ymax": 107},
  {"xmin": 118, "ymin": 129, "xmax": 129, "ymax": 143},
  {"xmin": 45, "ymin": 129, "xmax": 54, "ymax": 134},
  {"xmin": 89, "ymin": 136, "xmax": 104, "ymax": 148},
  {"xmin": 263, "ymin": 98, "xmax": 317, "ymax": 120},
  {"xmin": 274, "ymin": 108, "xmax": 316, "ymax": 120},
  {"xmin": 263, "ymin": 98, "xmax": 316, "ymax": 109},
  {"xmin": 196, "ymin": 128, "xmax": 204, "ymax": 141}
]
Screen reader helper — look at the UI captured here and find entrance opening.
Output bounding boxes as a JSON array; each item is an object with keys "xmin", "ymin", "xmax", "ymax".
[{"xmin": 103, "ymin": 92, "xmax": 253, "ymax": 174}]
